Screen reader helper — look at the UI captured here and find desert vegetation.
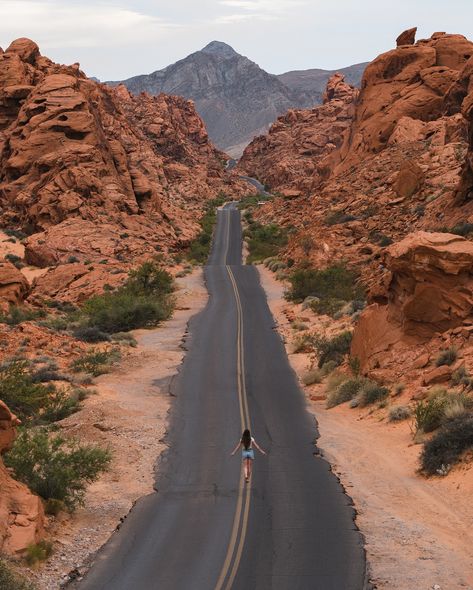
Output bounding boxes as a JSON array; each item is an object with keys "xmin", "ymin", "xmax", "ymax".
[{"xmin": 186, "ymin": 194, "xmax": 227, "ymax": 263}]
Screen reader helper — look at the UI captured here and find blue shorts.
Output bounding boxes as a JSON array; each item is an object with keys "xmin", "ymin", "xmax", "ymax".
[{"xmin": 242, "ymin": 449, "xmax": 254, "ymax": 460}]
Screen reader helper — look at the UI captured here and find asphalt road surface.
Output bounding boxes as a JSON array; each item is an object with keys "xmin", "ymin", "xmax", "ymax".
[{"xmin": 78, "ymin": 204, "xmax": 367, "ymax": 590}]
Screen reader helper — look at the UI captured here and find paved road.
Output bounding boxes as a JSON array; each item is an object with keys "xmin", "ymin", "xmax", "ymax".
[{"xmin": 78, "ymin": 204, "xmax": 366, "ymax": 590}]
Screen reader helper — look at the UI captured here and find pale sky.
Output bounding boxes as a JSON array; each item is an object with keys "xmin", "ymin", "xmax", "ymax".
[{"xmin": 1, "ymin": 0, "xmax": 473, "ymax": 80}]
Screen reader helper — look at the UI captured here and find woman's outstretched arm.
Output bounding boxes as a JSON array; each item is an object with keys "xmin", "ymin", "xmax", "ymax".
[
  {"xmin": 252, "ymin": 439, "xmax": 266, "ymax": 455},
  {"xmin": 230, "ymin": 441, "xmax": 241, "ymax": 455}
]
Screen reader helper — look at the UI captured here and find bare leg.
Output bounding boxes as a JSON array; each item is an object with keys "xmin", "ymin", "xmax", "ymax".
[
  {"xmin": 248, "ymin": 460, "xmax": 253, "ymax": 479},
  {"xmin": 244, "ymin": 459, "xmax": 250, "ymax": 481}
]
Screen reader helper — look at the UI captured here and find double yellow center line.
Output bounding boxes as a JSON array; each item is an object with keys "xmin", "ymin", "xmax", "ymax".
[{"xmin": 214, "ymin": 208, "xmax": 252, "ymax": 590}]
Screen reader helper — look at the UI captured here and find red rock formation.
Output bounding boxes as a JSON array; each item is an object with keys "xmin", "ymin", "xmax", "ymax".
[
  {"xmin": 0, "ymin": 260, "xmax": 29, "ymax": 307},
  {"xmin": 396, "ymin": 28, "xmax": 417, "ymax": 47},
  {"xmin": 0, "ymin": 39, "xmax": 247, "ymax": 280},
  {"xmin": 238, "ymin": 74, "xmax": 358, "ymax": 196},
  {"xmin": 352, "ymin": 232, "xmax": 473, "ymax": 372},
  {"xmin": 0, "ymin": 400, "xmax": 45, "ymax": 555}
]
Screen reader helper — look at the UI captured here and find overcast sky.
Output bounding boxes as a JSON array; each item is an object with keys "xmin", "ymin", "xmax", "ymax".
[{"xmin": 1, "ymin": 0, "xmax": 473, "ymax": 80}]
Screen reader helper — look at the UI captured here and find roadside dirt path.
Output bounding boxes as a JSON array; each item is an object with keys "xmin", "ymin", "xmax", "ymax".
[{"xmin": 259, "ymin": 265, "xmax": 473, "ymax": 590}]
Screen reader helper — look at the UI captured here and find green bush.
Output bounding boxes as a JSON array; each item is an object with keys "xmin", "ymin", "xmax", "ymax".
[
  {"xmin": 320, "ymin": 360, "xmax": 338, "ymax": 376},
  {"xmin": 41, "ymin": 388, "xmax": 81, "ymax": 423},
  {"xmin": 327, "ymin": 377, "xmax": 363, "ymax": 408},
  {"xmin": 0, "ymin": 560, "xmax": 35, "ymax": 590},
  {"xmin": 73, "ymin": 326, "xmax": 111, "ymax": 343},
  {"xmin": 5, "ymin": 429, "xmax": 111, "ymax": 510},
  {"xmin": 309, "ymin": 298, "xmax": 346, "ymax": 318},
  {"xmin": 435, "ymin": 347, "xmax": 458, "ymax": 367},
  {"xmin": 245, "ymin": 222, "xmax": 288, "ymax": 264},
  {"xmin": 358, "ymin": 382, "xmax": 389, "ymax": 407},
  {"xmin": 421, "ymin": 415, "xmax": 473, "ymax": 475},
  {"xmin": 291, "ymin": 333, "xmax": 317, "ymax": 353},
  {"xmin": 82, "ymin": 292, "xmax": 172, "ymax": 333},
  {"xmin": 0, "ymin": 306, "xmax": 46, "ymax": 326},
  {"xmin": 25, "ymin": 540, "xmax": 53, "ymax": 566},
  {"xmin": 5, "ymin": 253, "xmax": 24, "ymax": 269},
  {"xmin": 71, "ymin": 349, "xmax": 120, "ymax": 377},
  {"xmin": 0, "ymin": 362, "xmax": 51, "ymax": 421},
  {"xmin": 413, "ymin": 395, "xmax": 448, "ymax": 434},
  {"xmin": 286, "ymin": 264, "xmax": 363, "ymax": 304},
  {"xmin": 315, "ymin": 331, "xmax": 353, "ymax": 368},
  {"xmin": 126, "ymin": 261, "xmax": 174, "ymax": 297}
]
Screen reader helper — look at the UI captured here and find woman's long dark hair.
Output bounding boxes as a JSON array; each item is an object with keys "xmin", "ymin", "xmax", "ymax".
[{"xmin": 241, "ymin": 429, "xmax": 251, "ymax": 450}]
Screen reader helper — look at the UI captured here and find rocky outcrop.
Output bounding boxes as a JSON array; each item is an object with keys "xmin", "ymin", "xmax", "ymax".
[
  {"xmin": 0, "ymin": 400, "xmax": 45, "ymax": 555},
  {"xmin": 352, "ymin": 232, "xmax": 473, "ymax": 370},
  {"xmin": 0, "ymin": 261, "xmax": 29, "ymax": 307},
  {"xmin": 396, "ymin": 28, "xmax": 417, "ymax": 47},
  {"xmin": 338, "ymin": 32, "xmax": 473, "ymax": 170},
  {"xmin": 238, "ymin": 74, "xmax": 358, "ymax": 195},
  {"xmin": 0, "ymin": 38, "xmax": 249, "ymax": 302}
]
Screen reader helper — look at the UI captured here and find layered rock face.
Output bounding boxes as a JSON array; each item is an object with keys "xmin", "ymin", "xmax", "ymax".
[
  {"xmin": 0, "ymin": 39, "xmax": 244, "ymax": 269},
  {"xmin": 238, "ymin": 74, "xmax": 358, "ymax": 196},
  {"xmin": 0, "ymin": 261, "xmax": 29, "ymax": 308},
  {"xmin": 0, "ymin": 400, "xmax": 45, "ymax": 555}
]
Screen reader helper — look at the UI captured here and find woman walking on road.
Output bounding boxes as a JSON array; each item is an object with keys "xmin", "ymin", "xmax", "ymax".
[{"xmin": 231, "ymin": 428, "xmax": 266, "ymax": 482}]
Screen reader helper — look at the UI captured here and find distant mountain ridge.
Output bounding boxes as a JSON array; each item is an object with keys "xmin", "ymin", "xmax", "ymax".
[{"xmin": 108, "ymin": 41, "xmax": 366, "ymax": 157}]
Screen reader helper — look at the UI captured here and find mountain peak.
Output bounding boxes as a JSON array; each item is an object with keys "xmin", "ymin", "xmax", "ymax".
[{"xmin": 201, "ymin": 41, "xmax": 237, "ymax": 59}]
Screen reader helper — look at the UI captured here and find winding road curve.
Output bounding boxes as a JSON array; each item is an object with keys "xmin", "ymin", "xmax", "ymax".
[{"xmin": 79, "ymin": 204, "xmax": 367, "ymax": 590}]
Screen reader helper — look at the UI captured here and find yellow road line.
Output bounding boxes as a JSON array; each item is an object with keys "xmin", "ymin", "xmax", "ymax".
[{"xmin": 214, "ymin": 261, "xmax": 252, "ymax": 590}]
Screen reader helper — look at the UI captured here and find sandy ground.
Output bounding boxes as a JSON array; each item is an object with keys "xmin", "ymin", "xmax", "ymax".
[
  {"xmin": 26, "ymin": 268, "xmax": 207, "ymax": 589},
  {"xmin": 258, "ymin": 264, "xmax": 473, "ymax": 590}
]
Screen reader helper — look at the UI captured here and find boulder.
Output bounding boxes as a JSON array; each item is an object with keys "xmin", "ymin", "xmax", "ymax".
[
  {"xmin": 0, "ymin": 261, "xmax": 29, "ymax": 305},
  {"xmin": 394, "ymin": 159, "xmax": 425, "ymax": 198},
  {"xmin": 352, "ymin": 232, "xmax": 473, "ymax": 370},
  {"xmin": 396, "ymin": 27, "xmax": 417, "ymax": 47}
]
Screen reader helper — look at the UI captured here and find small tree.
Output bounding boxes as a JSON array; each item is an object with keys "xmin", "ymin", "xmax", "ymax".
[{"xmin": 5, "ymin": 429, "xmax": 111, "ymax": 511}]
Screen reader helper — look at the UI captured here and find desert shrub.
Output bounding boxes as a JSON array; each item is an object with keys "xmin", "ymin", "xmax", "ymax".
[
  {"xmin": 291, "ymin": 333, "xmax": 317, "ymax": 354},
  {"xmin": 0, "ymin": 306, "xmax": 46, "ymax": 326},
  {"xmin": 25, "ymin": 541, "xmax": 53, "ymax": 566},
  {"xmin": 302, "ymin": 369, "xmax": 323, "ymax": 386},
  {"xmin": 67, "ymin": 255, "xmax": 79, "ymax": 264},
  {"xmin": 71, "ymin": 349, "xmax": 120, "ymax": 377},
  {"xmin": 327, "ymin": 377, "xmax": 363, "ymax": 408},
  {"xmin": 73, "ymin": 326, "xmax": 111, "ymax": 343},
  {"xmin": 413, "ymin": 395, "xmax": 448, "ymax": 433},
  {"xmin": 111, "ymin": 332, "xmax": 138, "ymax": 346},
  {"xmin": 324, "ymin": 209, "xmax": 356, "ymax": 226},
  {"xmin": 0, "ymin": 361, "xmax": 51, "ymax": 421},
  {"xmin": 389, "ymin": 405, "xmax": 411, "ymax": 422},
  {"xmin": 326, "ymin": 371, "xmax": 347, "ymax": 393},
  {"xmin": 440, "ymin": 222, "xmax": 473, "ymax": 237},
  {"xmin": 0, "ymin": 560, "xmax": 35, "ymax": 589},
  {"xmin": 37, "ymin": 316, "xmax": 69, "ymax": 332},
  {"xmin": 5, "ymin": 429, "xmax": 111, "ymax": 510},
  {"xmin": 309, "ymin": 298, "xmax": 346, "ymax": 317},
  {"xmin": 358, "ymin": 381, "xmax": 389, "ymax": 406},
  {"xmin": 4, "ymin": 253, "xmax": 24, "ymax": 269},
  {"xmin": 4, "ymin": 228, "xmax": 27, "ymax": 240},
  {"xmin": 349, "ymin": 357, "xmax": 361, "ymax": 376},
  {"xmin": 286, "ymin": 264, "xmax": 363, "ymax": 304},
  {"xmin": 421, "ymin": 415, "xmax": 473, "ymax": 475},
  {"xmin": 82, "ymin": 292, "xmax": 172, "ymax": 333},
  {"xmin": 30, "ymin": 367, "xmax": 66, "ymax": 383},
  {"xmin": 126, "ymin": 262, "xmax": 174, "ymax": 298},
  {"xmin": 451, "ymin": 366, "xmax": 472, "ymax": 389},
  {"xmin": 320, "ymin": 360, "xmax": 338, "ymax": 376},
  {"xmin": 314, "ymin": 331, "xmax": 353, "ymax": 368},
  {"xmin": 41, "ymin": 388, "xmax": 81, "ymax": 423},
  {"xmin": 245, "ymin": 222, "xmax": 288, "ymax": 264},
  {"xmin": 435, "ymin": 347, "xmax": 457, "ymax": 367}
]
